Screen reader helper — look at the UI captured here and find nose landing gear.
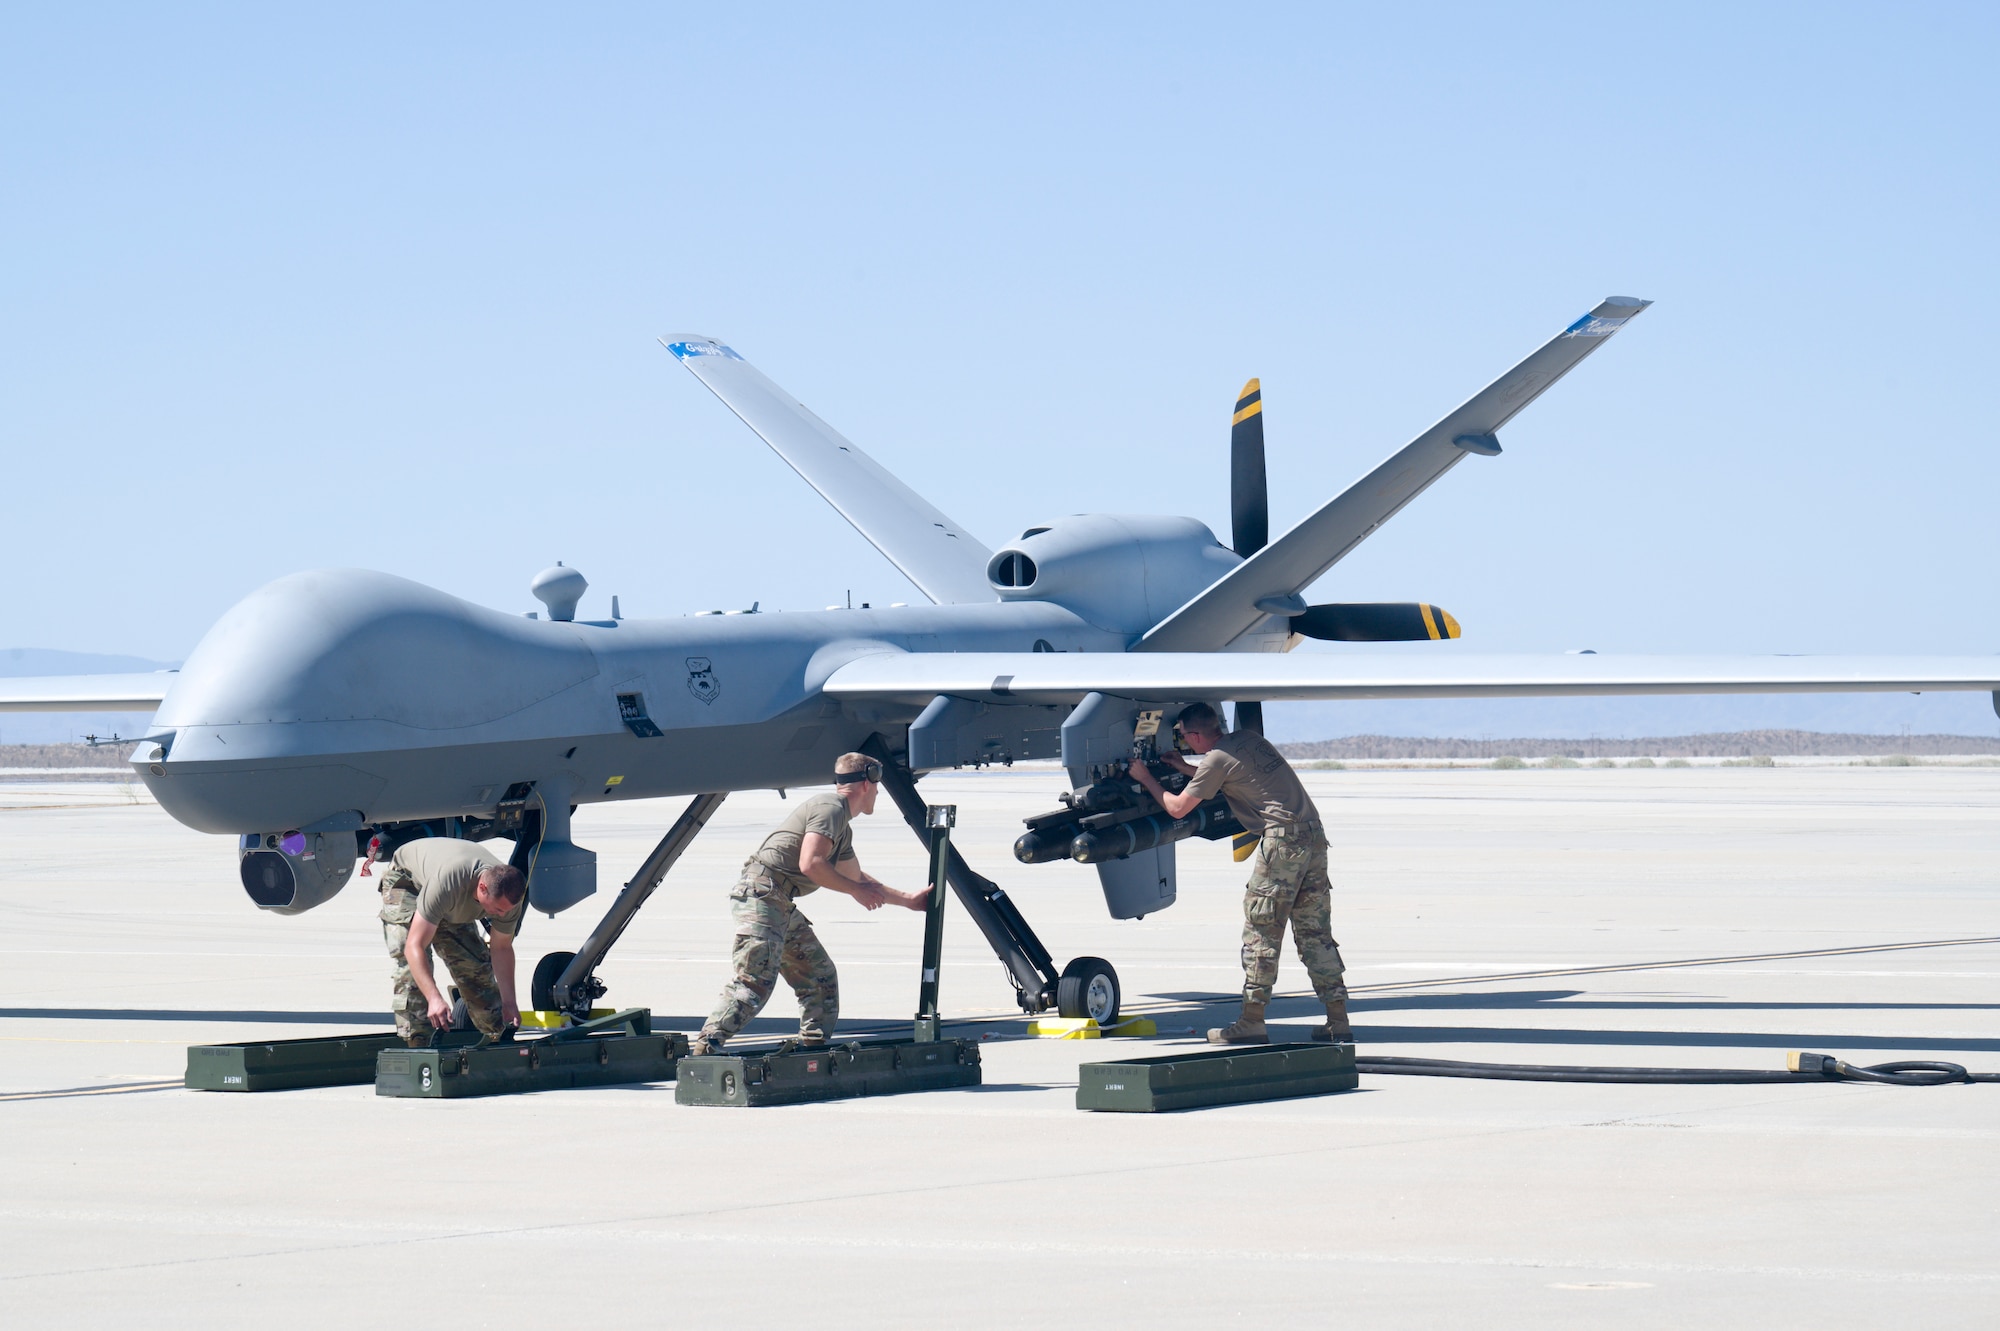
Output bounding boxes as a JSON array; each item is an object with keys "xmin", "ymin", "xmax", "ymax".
[
  {"xmin": 529, "ymin": 792, "xmax": 729, "ymax": 1020},
  {"xmin": 1057, "ymin": 956, "xmax": 1121, "ymax": 1026},
  {"xmin": 864, "ymin": 736, "xmax": 1121, "ymax": 1021}
]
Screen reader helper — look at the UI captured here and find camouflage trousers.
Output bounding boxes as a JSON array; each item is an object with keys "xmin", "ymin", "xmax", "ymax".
[
  {"xmin": 379, "ymin": 871, "xmax": 504, "ymax": 1047},
  {"xmin": 1239, "ymin": 821, "xmax": 1347, "ymax": 1006},
  {"xmin": 699, "ymin": 864, "xmax": 840, "ymax": 1046}
]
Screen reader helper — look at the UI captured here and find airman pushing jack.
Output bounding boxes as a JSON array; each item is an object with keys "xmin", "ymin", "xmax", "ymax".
[{"xmin": 691, "ymin": 752, "xmax": 930, "ymax": 1054}]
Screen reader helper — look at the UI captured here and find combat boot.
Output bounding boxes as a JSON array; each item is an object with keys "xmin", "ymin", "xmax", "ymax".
[
  {"xmin": 1310, "ymin": 996, "xmax": 1354, "ymax": 1044},
  {"xmin": 1206, "ymin": 1000, "xmax": 1269, "ymax": 1045},
  {"xmin": 688, "ymin": 1032, "xmax": 721, "ymax": 1057}
]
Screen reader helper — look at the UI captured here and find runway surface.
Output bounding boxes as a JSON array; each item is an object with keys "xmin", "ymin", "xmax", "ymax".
[{"xmin": 3, "ymin": 766, "xmax": 1996, "ymax": 1327}]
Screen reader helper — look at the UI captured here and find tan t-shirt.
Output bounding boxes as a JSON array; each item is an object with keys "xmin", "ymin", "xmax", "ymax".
[
  {"xmin": 393, "ymin": 838, "xmax": 525, "ymax": 938},
  {"xmin": 751, "ymin": 792, "xmax": 856, "ymax": 896},
  {"xmin": 1181, "ymin": 730, "xmax": 1318, "ymax": 834}
]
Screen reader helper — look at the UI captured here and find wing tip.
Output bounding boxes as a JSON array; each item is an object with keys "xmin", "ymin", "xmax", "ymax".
[
  {"xmin": 1562, "ymin": 297, "xmax": 1653, "ymax": 339},
  {"xmin": 657, "ymin": 335, "xmax": 744, "ymax": 362}
]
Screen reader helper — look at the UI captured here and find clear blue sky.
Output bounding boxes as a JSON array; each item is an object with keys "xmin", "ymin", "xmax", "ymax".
[{"xmin": 4, "ymin": 6, "xmax": 1996, "ymax": 737}]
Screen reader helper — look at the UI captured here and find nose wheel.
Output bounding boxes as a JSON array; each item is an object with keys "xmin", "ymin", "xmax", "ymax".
[
  {"xmin": 1056, "ymin": 956, "xmax": 1121, "ymax": 1026},
  {"xmin": 531, "ymin": 949, "xmax": 603, "ymax": 1015}
]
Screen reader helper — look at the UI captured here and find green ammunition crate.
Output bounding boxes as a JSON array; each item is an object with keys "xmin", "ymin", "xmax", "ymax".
[
  {"xmin": 1076, "ymin": 1042, "xmax": 1357, "ymax": 1112},
  {"xmin": 376, "ymin": 1026, "xmax": 686, "ymax": 1099},
  {"xmin": 675, "ymin": 1037, "xmax": 981, "ymax": 1107},
  {"xmin": 186, "ymin": 1029, "xmax": 483, "ymax": 1092}
]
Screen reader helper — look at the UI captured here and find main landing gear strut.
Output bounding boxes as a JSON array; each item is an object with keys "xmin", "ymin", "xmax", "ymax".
[
  {"xmin": 530, "ymin": 791, "xmax": 730, "ymax": 1019},
  {"xmin": 862, "ymin": 736, "xmax": 1121, "ymax": 1026}
]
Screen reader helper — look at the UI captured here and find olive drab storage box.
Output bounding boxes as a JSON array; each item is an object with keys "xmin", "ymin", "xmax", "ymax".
[
  {"xmin": 676, "ymin": 1037, "xmax": 981, "ymax": 1107},
  {"xmin": 375, "ymin": 1010, "xmax": 685, "ymax": 1099},
  {"xmin": 186, "ymin": 1030, "xmax": 483, "ymax": 1092},
  {"xmin": 1076, "ymin": 1042, "xmax": 1357, "ymax": 1112}
]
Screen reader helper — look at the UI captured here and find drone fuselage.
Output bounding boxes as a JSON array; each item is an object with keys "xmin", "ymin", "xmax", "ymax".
[{"xmin": 138, "ymin": 567, "xmax": 1140, "ymax": 837}]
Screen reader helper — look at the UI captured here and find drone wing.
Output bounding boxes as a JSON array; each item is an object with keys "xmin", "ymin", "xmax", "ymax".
[
  {"xmin": 0, "ymin": 674, "xmax": 174, "ymax": 712},
  {"xmin": 662, "ymin": 336, "xmax": 996, "ymax": 605},
  {"xmin": 1140, "ymin": 298, "xmax": 1651, "ymax": 651},
  {"xmin": 821, "ymin": 651, "xmax": 2000, "ymax": 706}
]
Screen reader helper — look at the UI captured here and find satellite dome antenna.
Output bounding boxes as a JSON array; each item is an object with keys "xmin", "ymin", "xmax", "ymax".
[{"xmin": 531, "ymin": 562, "xmax": 588, "ymax": 622}]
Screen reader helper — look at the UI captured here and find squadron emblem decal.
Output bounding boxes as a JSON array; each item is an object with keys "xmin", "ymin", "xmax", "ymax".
[{"xmin": 686, "ymin": 657, "xmax": 721, "ymax": 705}]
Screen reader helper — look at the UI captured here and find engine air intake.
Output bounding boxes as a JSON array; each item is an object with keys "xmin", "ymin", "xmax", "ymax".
[{"xmin": 988, "ymin": 550, "xmax": 1038, "ymax": 589}]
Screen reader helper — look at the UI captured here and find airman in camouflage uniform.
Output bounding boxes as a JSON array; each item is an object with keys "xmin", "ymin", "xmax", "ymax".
[
  {"xmin": 1130, "ymin": 702, "xmax": 1350, "ymax": 1045},
  {"xmin": 692, "ymin": 753, "xmax": 930, "ymax": 1054},
  {"xmin": 378, "ymin": 838, "xmax": 528, "ymax": 1046}
]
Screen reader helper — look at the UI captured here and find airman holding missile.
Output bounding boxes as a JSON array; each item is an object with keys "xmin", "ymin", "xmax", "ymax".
[{"xmin": 1129, "ymin": 702, "xmax": 1351, "ymax": 1045}]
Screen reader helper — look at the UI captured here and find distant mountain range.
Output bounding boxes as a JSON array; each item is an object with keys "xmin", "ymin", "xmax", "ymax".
[
  {"xmin": 1279, "ymin": 730, "xmax": 2000, "ymax": 760},
  {"xmin": 1262, "ymin": 691, "xmax": 2000, "ymax": 743}
]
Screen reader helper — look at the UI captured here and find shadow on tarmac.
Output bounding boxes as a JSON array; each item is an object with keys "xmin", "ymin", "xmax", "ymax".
[
  {"xmin": 1340, "ymin": 1024, "xmax": 2000, "ymax": 1054},
  {"xmin": 12, "ymin": 997, "xmax": 1998, "ymax": 1058},
  {"xmin": 0, "ymin": 1008, "xmax": 390, "ymax": 1024}
]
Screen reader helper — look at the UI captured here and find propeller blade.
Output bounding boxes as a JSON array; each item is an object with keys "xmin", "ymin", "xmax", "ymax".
[
  {"xmin": 1227, "ymin": 380, "xmax": 1269, "ymax": 769},
  {"xmin": 1230, "ymin": 377, "xmax": 1268, "ymax": 557},
  {"xmin": 1291, "ymin": 603, "xmax": 1462, "ymax": 642}
]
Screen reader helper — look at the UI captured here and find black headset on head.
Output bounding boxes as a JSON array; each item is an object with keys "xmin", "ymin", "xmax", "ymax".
[{"xmin": 833, "ymin": 758, "xmax": 885, "ymax": 786}]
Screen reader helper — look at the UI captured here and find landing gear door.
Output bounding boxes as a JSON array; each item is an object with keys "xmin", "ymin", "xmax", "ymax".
[{"xmin": 1061, "ymin": 691, "xmax": 1179, "ymax": 919}]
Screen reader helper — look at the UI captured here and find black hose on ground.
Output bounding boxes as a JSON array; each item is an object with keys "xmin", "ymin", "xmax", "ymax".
[{"xmin": 1353, "ymin": 1053, "xmax": 2000, "ymax": 1086}]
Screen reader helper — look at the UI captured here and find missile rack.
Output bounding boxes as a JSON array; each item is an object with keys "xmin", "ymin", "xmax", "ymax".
[{"xmin": 1013, "ymin": 726, "xmax": 1246, "ymax": 869}]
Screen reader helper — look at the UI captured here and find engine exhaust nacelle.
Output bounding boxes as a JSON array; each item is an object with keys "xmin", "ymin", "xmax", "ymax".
[{"xmin": 238, "ymin": 829, "xmax": 359, "ymax": 914}]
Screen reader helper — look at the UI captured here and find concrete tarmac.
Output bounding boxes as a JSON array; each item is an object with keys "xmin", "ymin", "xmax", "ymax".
[{"xmin": 3, "ymin": 766, "xmax": 1997, "ymax": 1327}]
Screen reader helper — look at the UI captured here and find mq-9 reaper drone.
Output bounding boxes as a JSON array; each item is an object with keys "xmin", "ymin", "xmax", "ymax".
[{"xmin": 11, "ymin": 297, "xmax": 1998, "ymax": 1027}]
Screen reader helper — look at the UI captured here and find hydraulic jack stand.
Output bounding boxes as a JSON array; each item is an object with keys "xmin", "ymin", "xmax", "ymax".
[
  {"xmin": 863, "ymin": 735, "xmax": 1122, "ymax": 1023},
  {"xmin": 912, "ymin": 803, "xmax": 951, "ymax": 1043}
]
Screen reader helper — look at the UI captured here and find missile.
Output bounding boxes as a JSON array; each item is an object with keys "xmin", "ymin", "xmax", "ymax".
[
  {"xmin": 1014, "ymin": 765, "xmax": 1215, "ymax": 865},
  {"xmin": 1014, "ymin": 800, "xmax": 1155, "ymax": 862},
  {"xmin": 1015, "ymin": 823, "xmax": 1083, "ymax": 864},
  {"xmin": 1070, "ymin": 798, "xmax": 1245, "ymax": 864}
]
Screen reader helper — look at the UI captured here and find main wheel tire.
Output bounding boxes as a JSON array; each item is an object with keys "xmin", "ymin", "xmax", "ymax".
[
  {"xmin": 531, "ymin": 950, "xmax": 577, "ymax": 1013},
  {"xmin": 1056, "ymin": 956, "xmax": 1121, "ymax": 1026}
]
